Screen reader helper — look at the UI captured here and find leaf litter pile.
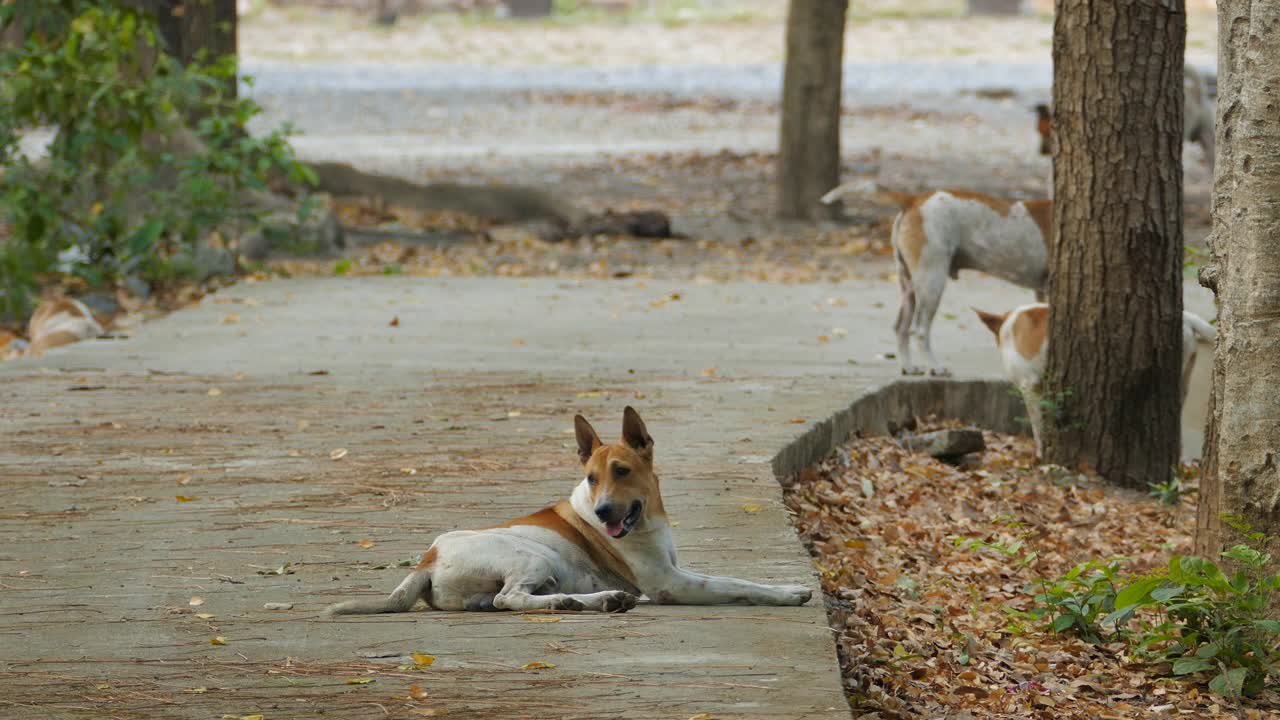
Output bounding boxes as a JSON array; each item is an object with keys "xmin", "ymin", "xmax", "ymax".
[{"xmin": 784, "ymin": 419, "xmax": 1280, "ymax": 719}]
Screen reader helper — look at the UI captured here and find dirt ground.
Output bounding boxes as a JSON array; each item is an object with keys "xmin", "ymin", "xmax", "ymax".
[{"xmin": 787, "ymin": 422, "xmax": 1280, "ymax": 718}]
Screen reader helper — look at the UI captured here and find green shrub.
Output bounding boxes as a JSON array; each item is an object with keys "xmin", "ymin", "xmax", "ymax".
[
  {"xmin": 1118, "ymin": 527, "xmax": 1280, "ymax": 698},
  {"xmin": 959, "ymin": 514, "xmax": 1279, "ymax": 699},
  {"xmin": 1032, "ymin": 558, "xmax": 1127, "ymax": 644},
  {"xmin": 1037, "ymin": 523, "xmax": 1280, "ymax": 698},
  {"xmin": 0, "ymin": 1, "xmax": 313, "ymax": 324}
]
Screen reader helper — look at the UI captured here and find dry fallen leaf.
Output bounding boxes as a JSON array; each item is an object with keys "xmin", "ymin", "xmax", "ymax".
[
  {"xmin": 512, "ymin": 338, "xmax": 526, "ymax": 346},
  {"xmin": 522, "ymin": 615, "xmax": 562, "ymax": 623},
  {"xmin": 177, "ymin": 475, "xmax": 192, "ymax": 486},
  {"xmin": 329, "ymin": 448, "xmax": 348, "ymax": 461},
  {"xmin": 356, "ymin": 539, "xmax": 376, "ymax": 549},
  {"xmin": 222, "ymin": 313, "xmax": 240, "ymax": 324},
  {"xmin": 409, "ymin": 684, "xmax": 429, "ymax": 700},
  {"xmin": 787, "ymin": 418, "xmax": 806, "ymax": 424},
  {"xmin": 389, "ymin": 316, "xmax": 400, "ymax": 327},
  {"xmin": 689, "ymin": 714, "xmax": 715, "ymax": 720},
  {"xmin": 210, "ymin": 636, "xmax": 227, "ymax": 646},
  {"xmin": 175, "ymin": 495, "xmax": 198, "ymax": 502},
  {"xmin": 194, "ymin": 613, "xmax": 216, "ymax": 620},
  {"xmin": 742, "ymin": 504, "xmax": 763, "ymax": 513},
  {"xmin": 346, "ymin": 678, "xmax": 374, "ymax": 685},
  {"xmin": 186, "ymin": 687, "xmax": 208, "ymax": 694},
  {"xmin": 189, "ymin": 596, "xmax": 205, "ymax": 606},
  {"xmin": 701, "ymin": 367, "xmax": 717, "ymax": 377},
  {"xmin": 817, "ymin": 335, "xmax": 830, "ymax": 343},
  {"xmin": 207, "ymin": 388, "xmax": 223, "ymax": 397},
  {"xmin": 400, "ymin": 467, "xmax": 418, "ymax": 475},
  {"xmin": 410, "ymin": 652, "xmax": 435, "ymax": 667},
  {"xmin": 220, "ymin": 715, "xmax": 263, "ymax": 720},
  {"xmin": 520, "ymin": 661, "xmax": 556, "ymax": 670}
]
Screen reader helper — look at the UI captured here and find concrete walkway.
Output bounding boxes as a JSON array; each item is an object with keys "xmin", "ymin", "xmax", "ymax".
[{"xmin": 0, "ymin": 275, "xmax": 1214, "ymax": 719}]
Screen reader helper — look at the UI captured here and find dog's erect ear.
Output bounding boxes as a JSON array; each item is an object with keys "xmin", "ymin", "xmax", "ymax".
[
  {"xmin": 575, "ymin": 415, "xmax": 602, "ymax": 464},
  {"xmin": 973, "ymin": 308, "xmax": 1007, "ymax": 341},
  {"xmin": 620, "ymin": 406, "xmax": 653, "ymax": 459}
]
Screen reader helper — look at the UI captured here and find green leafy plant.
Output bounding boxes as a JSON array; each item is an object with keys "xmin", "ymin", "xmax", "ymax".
[
  {"xmin": 1148, "ymin": 467, "xmax": 1194, "ymax": 507},
  {"xmin": 1032, "ymin": 517, "xmax": 1280, "ymax": 699},
  {"xmin": 1118, "ymin": 520, "xmax": 1280, "ymax": 699},
  {"xmin": 0, "ymin": 1, "xmax": 313, "ymax": 323},
  {"xmin": 1032, "ymin": 558, "xmax": 1128, "ymax": 644}
]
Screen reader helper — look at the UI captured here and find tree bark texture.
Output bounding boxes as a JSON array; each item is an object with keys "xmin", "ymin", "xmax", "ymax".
[
  {"xmin": 777, "ymin": 0, "xmax": 847, "ymax": 220},
  {"xmin": 1044, "ymin": 1, "xmax": 1185, "ymax": 489},
  {"xmin": 132, "ymin": 0, "xmax": 237, "ymax": 96},
  {"xmin": 1195, "ymin": 0, "xmax": 1280, "ymax": 562}
]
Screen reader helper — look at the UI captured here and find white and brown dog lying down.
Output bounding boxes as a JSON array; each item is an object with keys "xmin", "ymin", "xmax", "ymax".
[
  {"xmin": 0, "ymin": 297, "xmax": 106, "ymax": 359},
  {"xmin": 22, "ymin": 297, "xmax": 106, "ymax": 357},
  {"xmin": 973, "ymin": 304, "xmax": 1217, "ymax": 458},
  {"xmin": 327, "ymin": 407, "xmax": 812, "ymax": 615},
  {"xmin": 822, "ymin": 180, "xmax": 1051, "ymax": 377}
]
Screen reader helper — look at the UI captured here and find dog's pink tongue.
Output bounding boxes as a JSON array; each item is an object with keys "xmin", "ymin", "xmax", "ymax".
[{"xmin": 605, "ymin": 521, "xmax": 625, "ymax": 538}]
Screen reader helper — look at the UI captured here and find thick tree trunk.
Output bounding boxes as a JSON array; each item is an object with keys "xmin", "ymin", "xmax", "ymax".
[
  {"xmin": 1195, "ymin": 0, "xmax": 1280, "ymax": 563},
  {"xmin": 777, "ymin": 0, "xmax": 847, "ymax": 220},
  {"xmin": 131, "ymin": 0, "xmax": 237, "ymax": 96},
  {"xmin": 1043, "ymin": 1, "xmax": 1185, "ymax": 489}
]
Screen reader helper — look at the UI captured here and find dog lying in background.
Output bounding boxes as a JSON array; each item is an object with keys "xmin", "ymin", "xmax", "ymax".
[
  {"xmin": 327, "ymin": 407, "xmax": 812, "ymax": 616},
  {"xmin": 0, "ymin": 328, "xmax": 27, "ymax": 359},
  {"xmin": 973, "ymin": 303, "xmax": 1217, "ymax": 458},
  {"xmin": 822, "ymin": 180, "xmax": 1051, "ymax": 377},
  {"xmin": 1035, "ymin": 65, "xmax": 1216, "ymax": 196},
  {"xmin": 24, "ymin": 298, "xmax": 106, "ymax": 357}
]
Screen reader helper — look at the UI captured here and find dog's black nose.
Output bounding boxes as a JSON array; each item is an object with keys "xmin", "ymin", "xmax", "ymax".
[{"xmin": 594, "ymin": 503, "xmax": 616, "ymax": 523}]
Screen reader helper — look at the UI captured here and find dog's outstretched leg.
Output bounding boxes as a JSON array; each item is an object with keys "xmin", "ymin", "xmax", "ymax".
[{"xmin": 648, "ymin": 567, "xmax": 812, "ymax": 606}]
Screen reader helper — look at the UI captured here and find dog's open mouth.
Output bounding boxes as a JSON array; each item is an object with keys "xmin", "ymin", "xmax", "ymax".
[{"xmin": 605, "ymin": 501, "xmax": 642, "ymax": 539}]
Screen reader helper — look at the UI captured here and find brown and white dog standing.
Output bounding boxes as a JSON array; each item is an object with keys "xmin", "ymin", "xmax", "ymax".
[
  {"xmin": 822, "ymin": 180, "xmax": 1051, "ymax": 377},
  {"xmin": 973, "ymin": 303, "xmax": 1217, "ymax": 458},
  {"xmin": 25, "ymin": 297, "xmax": 106, "ymax": 356},
  {"xmin": 327, "ymin": 407, "xmax": 812, "ymax": 615}
]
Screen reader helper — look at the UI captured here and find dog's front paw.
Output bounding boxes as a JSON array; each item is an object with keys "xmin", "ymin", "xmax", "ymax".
[
  {"xmin": 929, "ymin": 366, "xmax": 952, "ymax": 378},
  {"xmin": 775, "ymin": 585, "xmax": 813, "ymax": 606},
  {"xmin": 600, "ymin": 591, "xmax": 638, "ymax": 613},
  {"xmin": 901, "ymin": 365, "xmax": 926, "ymax": 376}
]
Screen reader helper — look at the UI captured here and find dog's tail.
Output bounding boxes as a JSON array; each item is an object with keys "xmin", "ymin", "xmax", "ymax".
[
  {"xmin": 1183, "ymin": 311, "xmax": 1217, "ymax": 344},
  {"xmin": 820, "ymin": 179, "xmax": 917, "ymax": 209},
  {"xmin": 326, "ymin": 569, "xmax": 433, "ymax": 616}
]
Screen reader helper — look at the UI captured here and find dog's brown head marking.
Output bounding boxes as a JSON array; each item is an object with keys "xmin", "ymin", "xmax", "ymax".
[{"xmin": 574, "ymin": 407, "xmax": 664, "ymax": 539}]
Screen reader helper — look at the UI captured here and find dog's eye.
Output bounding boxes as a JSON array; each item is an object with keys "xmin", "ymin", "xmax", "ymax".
[
  {"xmin": 587, "ymin": 474, "xmax": 597, "ymax": 486},
  {"xmin": 614, "ymin": 466, "xmax": 630, "ymax": 478}
]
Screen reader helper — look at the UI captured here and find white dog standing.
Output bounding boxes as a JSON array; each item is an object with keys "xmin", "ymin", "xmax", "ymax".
[
  {"xmin": 974, "ymin": 304, "xmax": 1217, "ymax": 458},
  {"xmin": 822, "ymin": 180, "xmax": 1051, "ymax": 377}
]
